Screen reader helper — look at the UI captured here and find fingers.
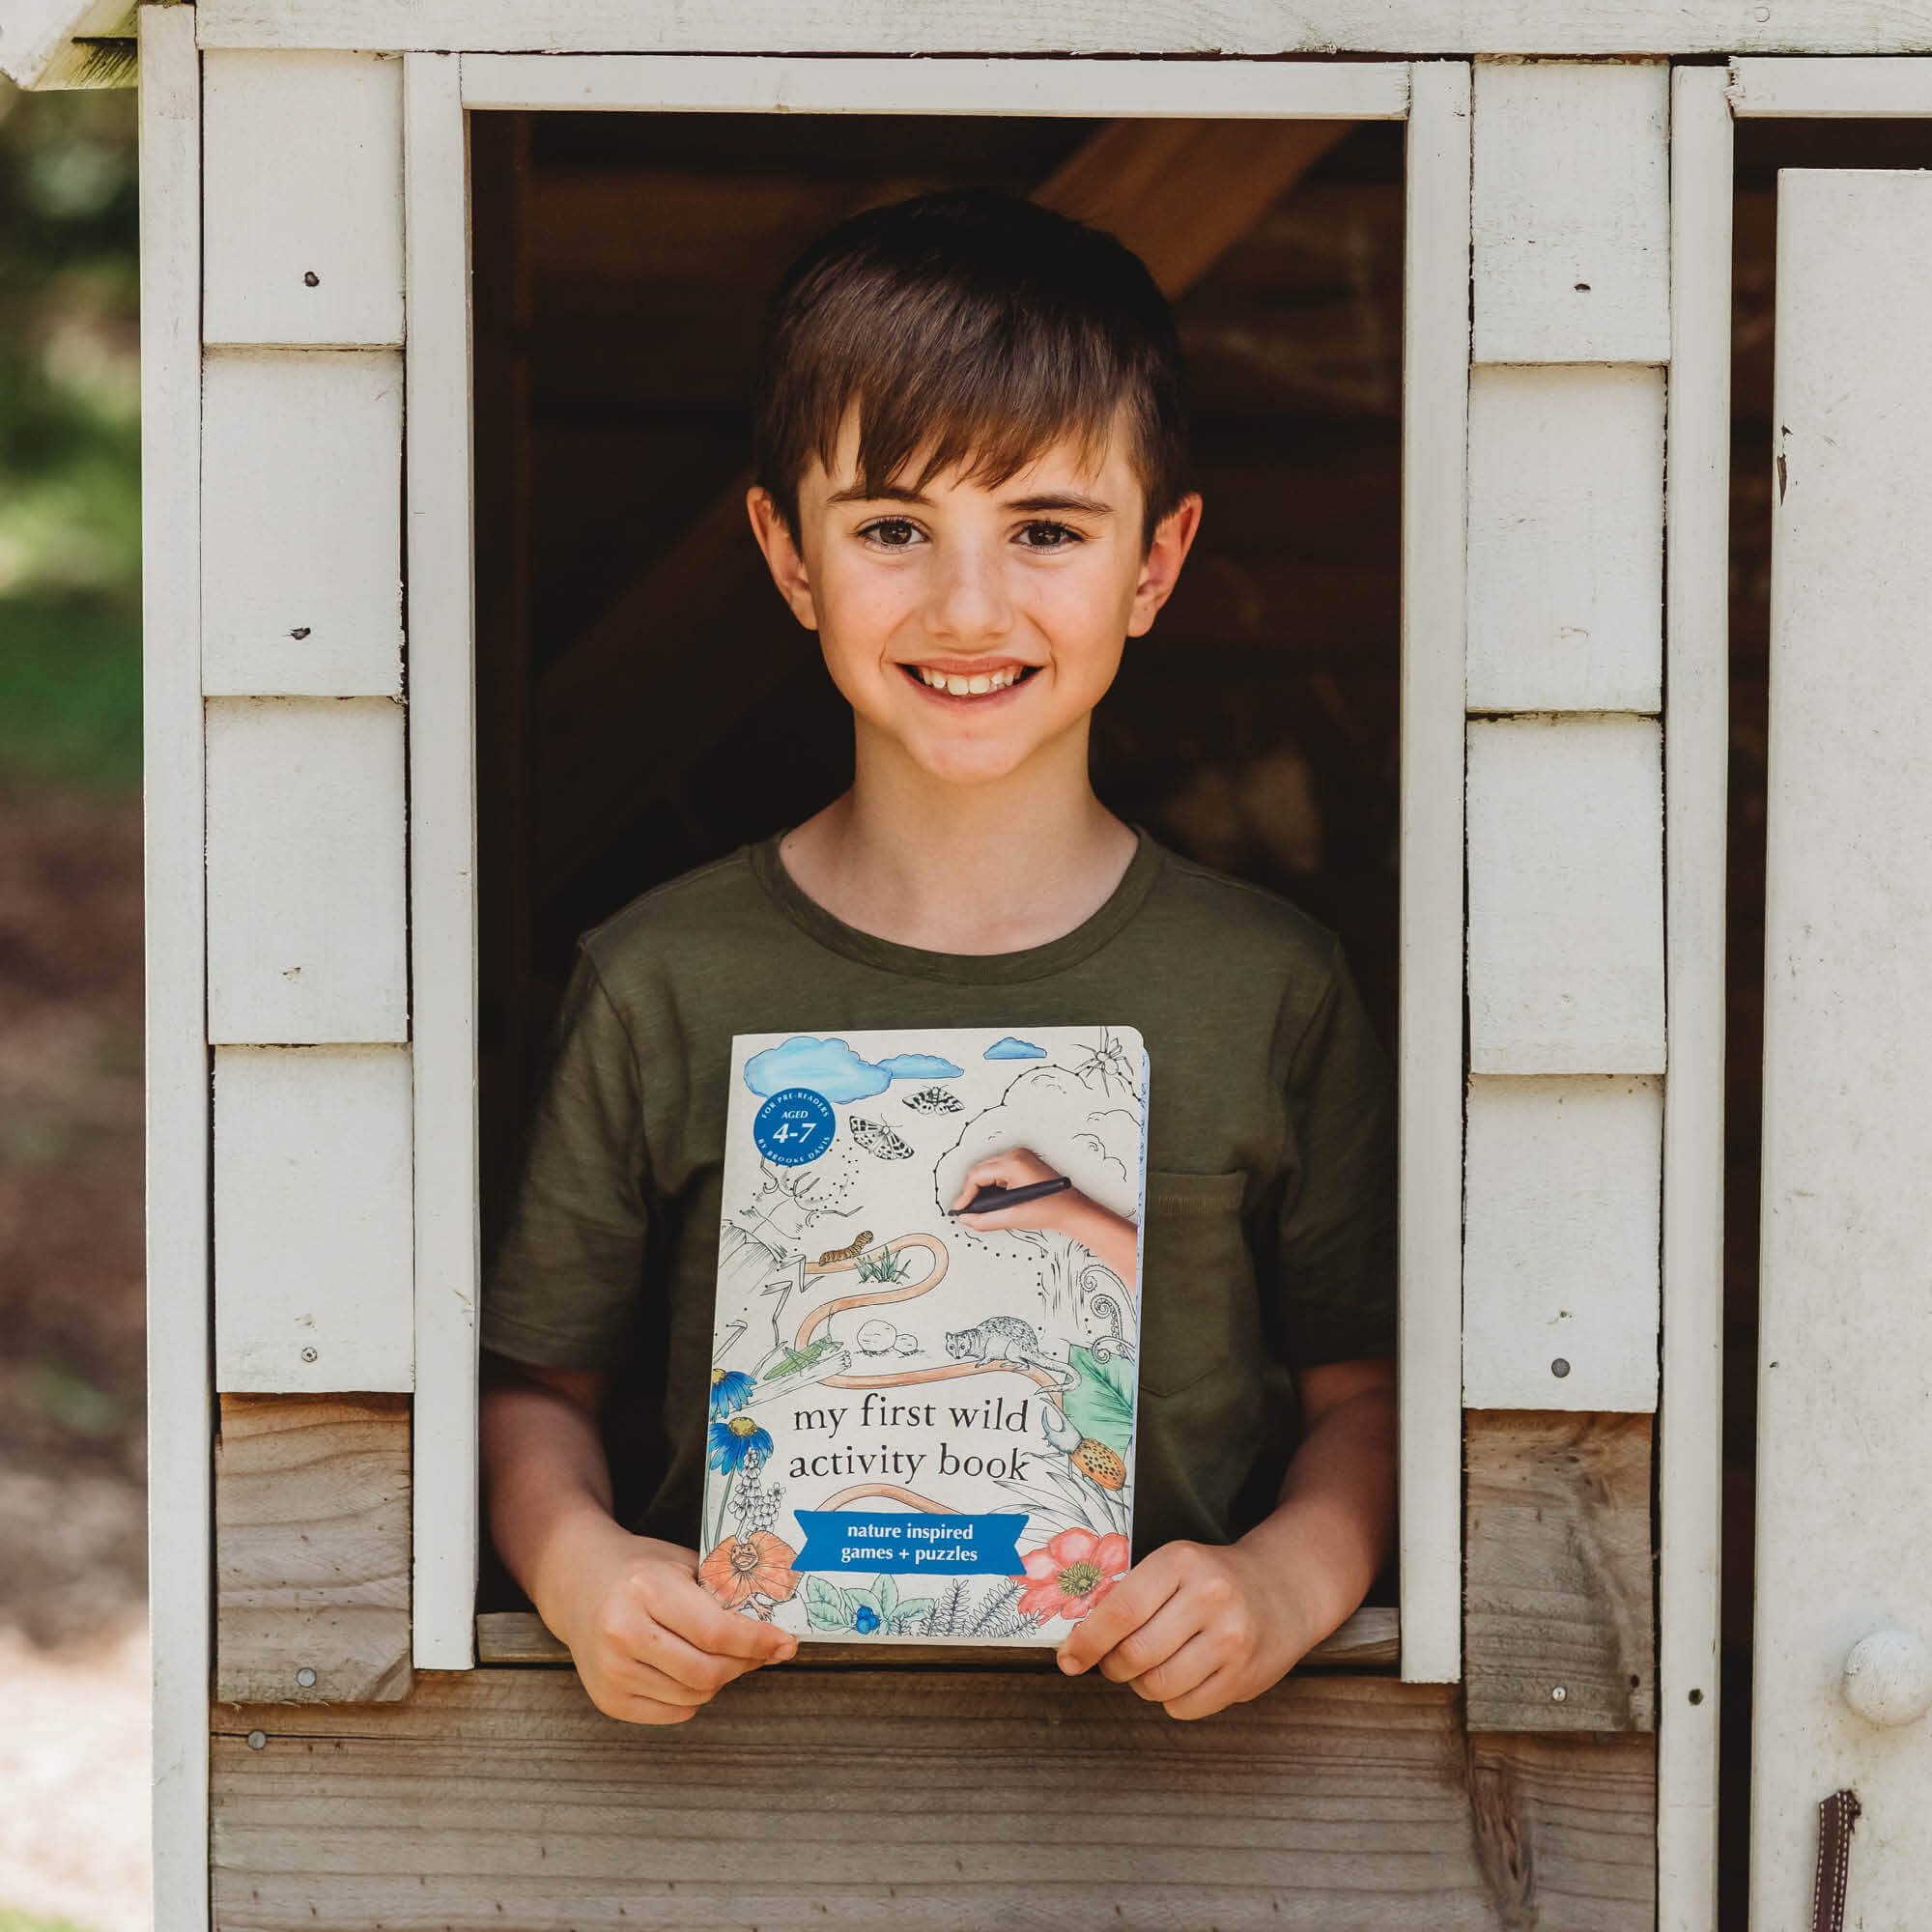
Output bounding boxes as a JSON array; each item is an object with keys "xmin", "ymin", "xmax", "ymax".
[
  {"xmin": 1159, "ymin": 1664, "xmax": 1251, "ymax": 1723},
  {"xmin": 656, "ymin": 1582, "xmax": 799, "ymax": 1667},
  {"xmin": 1056, "ymin": 1556, "xmax": 1180, "ymax": 1675},
  {"xmin": 1094, "ymin": 1590, "xmax": 1206, "ymax": 1688}
]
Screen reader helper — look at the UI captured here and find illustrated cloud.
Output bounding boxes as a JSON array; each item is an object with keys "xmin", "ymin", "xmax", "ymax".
[
  {"xmin": 743, "ymin": 1035, "xmax": 892, "ymax": 1103},
  {"xmin": 983, "ymin": 1037, "xmax": 1046, "ymax": 1061},
  {"xmin": 877, "ymin": 1053, "xmax": 963, "ymax": 1080}
]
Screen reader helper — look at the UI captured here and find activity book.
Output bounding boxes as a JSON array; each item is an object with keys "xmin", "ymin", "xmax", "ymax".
[{"xmin": 699, "ymin": 1023, "xmax": 1149, "ymax": 1645}]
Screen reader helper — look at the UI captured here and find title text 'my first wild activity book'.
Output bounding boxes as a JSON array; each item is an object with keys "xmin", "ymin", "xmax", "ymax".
[{"xmin": 699, "ymin": 1024, "xmax": 1149, "ymax": 1646}]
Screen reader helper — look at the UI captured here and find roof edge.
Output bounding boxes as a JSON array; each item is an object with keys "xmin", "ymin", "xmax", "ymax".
[{"xmin": 0, "ymin": 0, "xmax": 141, "ymax": 89}]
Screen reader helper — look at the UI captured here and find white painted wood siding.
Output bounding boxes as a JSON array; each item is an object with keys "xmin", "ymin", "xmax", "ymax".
[
  {"xmin": 203, "ymin": 49, "xmax": 404, "ymax": 347},
  {"xmin": 205, "ymin": 697, "xmax": 409, "ymax": 1045},
  {"xmin": 193, "ymin": 0, "xmax": 1932, "ymax": 58},
  {"xmin": 1471, "ymin": 59, "xmax": 1669, "ymax": 365},
  {"xmin": 1463, "ymin": 1075, "xmax": 1661, "ymax": 1411},
  {"xmin": 1466, "ymin": 716, "xmax": 1664, "ymax": 1077},
  {"xmin": 137, "ymin": 12, "xmax": 210, "ymax": 1928},
  {"xmin": 201, "ymin": 348, "xmax": 404, "ymax": 696},
  {"xmin": 214, "ymin": 1046, "xmax": 415, "ymax": 1392},
  {"xmin": 1466, "ymin": 365, "xmax": 1663, "ymax": 713},
  {"xmin": 1753, "ymin": 169, "xmax": 1932, "ymax": 1932}
]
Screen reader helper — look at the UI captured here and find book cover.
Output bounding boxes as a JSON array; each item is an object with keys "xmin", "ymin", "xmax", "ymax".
[{"xmin": 699, "ymin": 1024, "xmax": 1148, "ymax": 1646}]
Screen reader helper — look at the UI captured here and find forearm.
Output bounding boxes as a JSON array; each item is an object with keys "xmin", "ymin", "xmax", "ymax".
[
  {"xmin": 1062, "ymin": 1194, "xmax": 1141, "ymax": 1289},
  {"xmin": 479, "ymin": 1376, "xmax": 628, "ymax": 1624},
  {"xmin": 1236, "ymin": 1380, "xmax": 1397, "ymax": 1648}
]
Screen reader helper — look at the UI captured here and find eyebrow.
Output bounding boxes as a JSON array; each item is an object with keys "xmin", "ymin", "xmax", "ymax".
[{"xmin": 826, "ymin": 482, "xmax": 1115, "ymax": 518}]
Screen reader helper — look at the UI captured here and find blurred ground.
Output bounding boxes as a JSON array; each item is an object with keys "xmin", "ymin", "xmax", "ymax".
[{"xmin": 1, "ymin": 68, "xmax": 150, "ymax": 1932}]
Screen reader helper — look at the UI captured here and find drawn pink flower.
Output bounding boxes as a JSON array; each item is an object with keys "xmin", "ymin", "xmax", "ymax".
[{"xmin": 1015, "ymin": 1526, "xmax": 1131, "ymax": 1622}]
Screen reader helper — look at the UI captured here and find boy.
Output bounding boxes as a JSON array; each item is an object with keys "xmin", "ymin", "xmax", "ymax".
[{"xmin": 479, "ymin": 188, "xmax": 1397, "ymax": 1727}]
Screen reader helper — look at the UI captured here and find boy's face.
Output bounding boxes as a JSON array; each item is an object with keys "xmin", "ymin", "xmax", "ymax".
[{"xmin": 748, "ymin": 408, "xmax": 1201, "ymax": 790}]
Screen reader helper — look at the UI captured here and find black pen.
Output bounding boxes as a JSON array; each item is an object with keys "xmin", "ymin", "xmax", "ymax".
[{"xmin": 948, "ymin": 1175, "xmax": 1073, "ymax": 1217}]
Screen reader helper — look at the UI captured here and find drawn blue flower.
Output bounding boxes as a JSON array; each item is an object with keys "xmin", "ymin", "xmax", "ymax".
[
  {"xmin": 853, "ymin": 1604, "xmax": 882, "ymax": 1635},
  {"xmin": 708, "ymin": 1414, "xmax": 774, "ymax": 1473},
  {"xmin": 709, "ymin": 1367, "xmax": 755, "ymax": 1419}
]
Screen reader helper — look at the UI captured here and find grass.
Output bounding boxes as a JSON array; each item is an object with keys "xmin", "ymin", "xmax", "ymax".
[{"xmin": 0, "ymin": 593, "xmax": 140, "ymax": 790}]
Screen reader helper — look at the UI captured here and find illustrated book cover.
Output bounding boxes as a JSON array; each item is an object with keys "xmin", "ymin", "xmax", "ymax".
[{"xmin": 699, "ymin": 1024, "xmax": 1148, "ymax": 1646}]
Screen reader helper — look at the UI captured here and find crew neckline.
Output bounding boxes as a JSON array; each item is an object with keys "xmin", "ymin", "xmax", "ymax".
[{"xmin": 747, "ymin": 823, "xmax": 1166, "ymax": 984}]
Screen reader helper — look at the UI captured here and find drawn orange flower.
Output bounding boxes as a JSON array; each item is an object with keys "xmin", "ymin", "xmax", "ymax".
[
  {"xmin": 1015, "ymin": 1526, "xmax": 1131, "ymax": 1622},
  {"xmin": 698, "ymin": 1531, "xmax": 801, "ymax": 1610}
]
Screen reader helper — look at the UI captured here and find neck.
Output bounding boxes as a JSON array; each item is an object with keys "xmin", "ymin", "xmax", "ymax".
[{"xmin": 778, "ymin": 723, "xmax": 1138, "ymax": 953}]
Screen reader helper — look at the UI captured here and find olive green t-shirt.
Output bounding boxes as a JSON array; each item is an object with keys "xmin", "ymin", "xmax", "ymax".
[{"xmin": 481, "ymin": 825, "xmax": 1395, "ymax": 1557}]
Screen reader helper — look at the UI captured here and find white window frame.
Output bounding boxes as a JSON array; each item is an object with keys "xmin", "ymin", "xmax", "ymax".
[{"xmin": 402, "ymin": 53, "xmax": 1473, "ymax": 1687}]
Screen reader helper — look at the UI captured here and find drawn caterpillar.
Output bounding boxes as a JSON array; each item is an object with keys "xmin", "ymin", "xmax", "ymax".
[{"xmin": 815, "ymin": 1229, "xmax": 874, "ymax": 1266}]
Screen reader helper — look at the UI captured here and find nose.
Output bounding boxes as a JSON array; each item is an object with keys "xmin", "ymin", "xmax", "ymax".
[{"xmin": 923, "ymin": 531, "xmax": 1013, "ymax": 645}]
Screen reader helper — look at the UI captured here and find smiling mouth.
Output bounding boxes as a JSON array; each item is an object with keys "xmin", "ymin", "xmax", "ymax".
[{"xmin": 899, "ymin": 663, "xmax": 1037, "ymax": 698}]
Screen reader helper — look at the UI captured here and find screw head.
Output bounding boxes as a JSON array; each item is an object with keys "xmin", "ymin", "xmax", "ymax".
[
  {"xmin": 300, "ymin": 1347, "xmax": 318, "ymax": 1364},
  {"xmin": 1550, "ymin": 1357, "xmax": 1571, "ymax": 1378},
  {"xmin": 1550, "ymin": 1686, "xmax": 1568, "ymax": 1704},
  {"xmin": 296, "ymin": 1667, "xmax": 317, "ymax": 1689},
  {"xmin": 246, "ymin": 1730, "xmax": 267, "ymax": 1749},
  {"xmin": 302, "ymin": 270, "xmax": 320, "ymax": 287}
]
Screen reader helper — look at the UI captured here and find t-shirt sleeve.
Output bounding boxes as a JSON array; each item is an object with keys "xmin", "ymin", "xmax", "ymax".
[
  {"xmin": 480, "ymin": 945, "xmax": 651, "ymax": 1369},
  {"xmin": 1275, "ymin": 939, "xmax": 1398, "ymax": 1367}
]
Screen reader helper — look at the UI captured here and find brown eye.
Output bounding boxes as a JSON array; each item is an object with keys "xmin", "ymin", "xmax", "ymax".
[
  {"xmin": 866, "ymin": 518, "xmax": 920, "ymax": 548},
  {"xmin": 1019, "ymin": 521, "xmax": 1080, "ymax": 550}
]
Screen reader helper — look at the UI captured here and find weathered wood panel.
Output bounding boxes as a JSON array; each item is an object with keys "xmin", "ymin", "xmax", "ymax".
[
  {"xmin": 1470, "ymin": 58, "xmax": 1669, "ymax": 364},
  {"xmin": 1463, "ymin": 1075, "xmax": 1662, "ymax": 1412},
  {"xmin": 213, "ymin": 1046, "xmax": 414, "ymax": 1393},
  {"xmin": 201, "ymin": 348, "xmax": 404, "ymax": 696},
  {"xmin": 205, "ymin": 696, "xmax": 409, "ymax": 1045},
  {"xmin": 1465, "ymin": 715, "xmax": 1664, "ymax": 1076},
  {"xmin": 474, "ymin": 1604, "xmax": 1403, "ymax": 1671},
  {"xmin": 194, "ymin": 0, "xmax": 1932, "ymax": 57},
  {"xmin": 1752, "ymin": 168, "xmax": 1932, "ymax": 1932},
  {"xmin": 1397, "ymin": 59, "xmax": 1471, "ymax": 1690},
  {"xmin": 212, "ymin": 1668, "xmax": 1655, "ymax": 1929},
  {"xmin": 1465, "ymin": 365, "xmax": 1663, "ymax": 714},
  {"xmin": 215, "ymin": 1393, "xmax": 413, "ymax": 1704},
  {"xmin": 1465, "ymin": 1412, "xmax": 1655, "ymax": 1734},
  {"xmin": 203, "ymin": 48, "xmax": 404, "ymax": 347},
  {"xmin": 137, "ymin": 12, "xmax": 212, "ymax": 1926}
]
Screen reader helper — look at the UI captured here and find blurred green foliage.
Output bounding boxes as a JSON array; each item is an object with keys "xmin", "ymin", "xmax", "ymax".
[{"xmin": 0, "ymin": 75, "xmax": 141, "ymax": 790}]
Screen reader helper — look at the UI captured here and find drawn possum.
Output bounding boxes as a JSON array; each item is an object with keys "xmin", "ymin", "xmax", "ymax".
[{"xmin": 943, "ymin": 1316, "xmax": 1062, "ymax": 1375}]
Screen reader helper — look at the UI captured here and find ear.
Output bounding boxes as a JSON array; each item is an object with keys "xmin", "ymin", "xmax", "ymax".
[
  {"xmin": 746, "ymin": 485, "xmax": 820, "ymax": 632},
  {"xmin": 1125, "ymin": 493, "xmax": 1204, "ymax": 638}
]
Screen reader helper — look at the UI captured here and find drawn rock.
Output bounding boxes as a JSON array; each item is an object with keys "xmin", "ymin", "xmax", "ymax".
[
  {"xmin": 856, "ymin": 1319, "xmax": 897, "ymax": 1354},
  {"xmin": 901, "ymin": 1086, "xmax": 964, "ymax": 1115},
  {"xmin": 895, "ymin": 1333, "xmax": 921, "ymax": 1354},
  {"xmin": 846, "ymin": 1116, "xmax": 915, "ymax": 1160}
]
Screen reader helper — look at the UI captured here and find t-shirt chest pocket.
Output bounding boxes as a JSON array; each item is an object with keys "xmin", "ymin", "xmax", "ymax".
[{"xmin": 1135, "ymin": 1169, "xmax": 1258, "ymax": 1399}]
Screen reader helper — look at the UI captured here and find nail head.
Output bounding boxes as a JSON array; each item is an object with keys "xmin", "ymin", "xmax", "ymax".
[
  {"xmin": 1550, "ymin": 1357, "xmax": 1571, "ymax": 1378},
  {"xmin": 1550, "ymin": 1686, "xmax": 1568, "ymax": 1703},
  {"xmin": 296, "ymin": 1667, "xmax": 317, "ymax": 1688},
  {"xmin": 302, "ymin": 270, "xmax": 320, "ymax": 287},
  {"xmin": 246, "ymin": 1730, "xmax": 267, "ymax": 1749},
  {"xmin": 300, "ymin": 1347, "xmax": 318, "ymax": 1363}
]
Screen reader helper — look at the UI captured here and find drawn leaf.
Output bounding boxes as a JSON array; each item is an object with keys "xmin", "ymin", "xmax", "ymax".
[
  {"xmin": 876, "ymin": 1574, "xmax": 899, "ymax": 1619},
  {"xmin": 804, "ymin": 1575, "xmax": 847, "ymax": 1631},
  {"xmin": 1063, "ymin": 1346, "xmax": 1135, "ymax": 1454},
  {"xmin": 893, "ymin": 1598, "xmax": 933, "ymax": 1629}
]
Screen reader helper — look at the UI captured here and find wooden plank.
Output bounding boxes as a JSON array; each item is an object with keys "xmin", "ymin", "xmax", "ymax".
[
  {"xmin": 1465, "ymin": 1411, "xmax": 1655, "ymax": 1733},
  {"xmin": 200, "ymin": 348, "xmax": 404, "ymax": 697},
  {"xmin": 475, "ymin": 1604, "xmax": 1403, "ymax": 1671},
  {"xmin": 1397, "ymin": 58, "xmax": 1470, "ymax": 1688},
  {"xmin": 211, "ymin": 1668, "xmax": 1654, "ymax": 1928},
  {"xmin": 1730, "ymin": 53, "xmax": 1932, "ymax": 114},
  {"xmin": 1657, "ymin": 64, "xmax": 1729, "ymax": 1932},
  {"xmin": 1470, "ymin": 59, "xmax": 1669, "ymax": 364},
  {"xmin": 213, "ymin": 1046, "xmax": 414, "ymax": 1394},
  {"xmin": 1465, "ymin": 365, "xmax": 1663, "ymax": 714},
  {"xmin": 1463, "ymin": 1076, "xmax": 1662, "ymax": 1413},
  {"xmin": 137, "ymin": 11, "xmax": 211, "ymax": 1928},
  {"xmin": 215, "ymin": 1394, "xmax": 413, "ymax": 1704},
  {"xmin": 205, "ymin": 697, "xmax": 409, "ymax": 1045},
  {"xmin": 460, "ymin": 53, "xmax": 1411, "ymax": 116},
  {"xmin": 1466, "ymin": 715, "xmax": 1664, "ymax": 1077},
  {"xmin": 1752, "ymin": 169, "xmax": 1932, "ymax": 1932},
  {"xmin": 404, "ymin": 49, "xmax": 481, "ymax": 1671},
  {"xmin": 0, "ymin": 0, "xmax": 134, "ymax": 89},
  {"xmin": 196, "ymin": 0, "xmax": 1932, "ymax": 57},
  {"xmin": 203, "ymin": 48, "xmax": 405, "ymax": 347}
]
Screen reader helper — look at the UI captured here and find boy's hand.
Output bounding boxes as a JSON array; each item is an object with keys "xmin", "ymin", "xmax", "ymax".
[
  {"xmin": 950, "ymin": 1149, "xmax": 1081, "ymax": 1234},
  {"xmin": 538, "ymin": 1508, "xmax": 797, "ymax": 1726},
  {"xmin": 1052, "ymin": 1540, "xmax": 1315, "ymax": 1721}
]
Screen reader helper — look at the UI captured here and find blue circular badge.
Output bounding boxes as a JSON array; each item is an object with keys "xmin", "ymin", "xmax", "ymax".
[{"xmin": 752, "ymin": 1087, "xmax": 837, "ymax": 1166}]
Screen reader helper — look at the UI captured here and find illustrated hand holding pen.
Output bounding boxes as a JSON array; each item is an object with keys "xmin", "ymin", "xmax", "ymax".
[{"xmin": 948, "ymin": 1174, "xmax": 1073, "ymax": 1217}]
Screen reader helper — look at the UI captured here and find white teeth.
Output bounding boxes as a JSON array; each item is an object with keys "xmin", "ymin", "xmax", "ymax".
[
  {"xmin": 944, "ymin": 675, "xmax": 971, "ymax": 696},
  {"xmin": 911, "ymin": 665, "xmax": 1026, "ymax": 693},
  {"xmin": 968, "ymin": 674, "xmax": 990, "ymax": 695}
]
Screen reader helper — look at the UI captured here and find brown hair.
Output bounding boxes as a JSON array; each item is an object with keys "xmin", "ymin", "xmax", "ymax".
[{"xmin": 751, "ymin": 188, "xmax": 1192, "ymax": 550}]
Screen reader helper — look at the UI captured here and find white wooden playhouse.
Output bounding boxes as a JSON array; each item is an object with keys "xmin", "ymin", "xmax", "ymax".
[{"xmin": 8, "ymin": 2, "xmax": 1932, "ymax": 1927}]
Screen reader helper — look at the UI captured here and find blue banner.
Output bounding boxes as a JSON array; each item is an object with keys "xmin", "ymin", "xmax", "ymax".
[{"xmin": 791, "ymin": 1509, "xmax": 1027, "ymax": 1576}]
